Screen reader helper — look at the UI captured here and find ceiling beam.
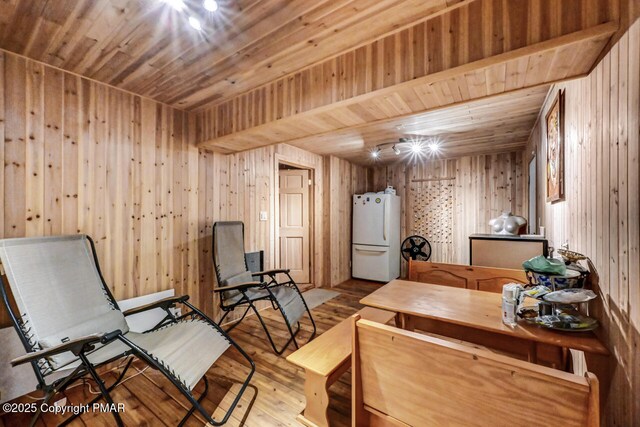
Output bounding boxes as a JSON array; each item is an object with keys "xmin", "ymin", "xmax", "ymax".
[{"xmin": 196, "ymin": 21, "xmax": 617, "ymax": 162}]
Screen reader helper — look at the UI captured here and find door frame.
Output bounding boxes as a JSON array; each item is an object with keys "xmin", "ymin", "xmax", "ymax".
[
  {"xmin": 274, "ymin": 155, "xmax": 315, "ymax": 285},
  {"xmin": 528, "ymin": 155, "xmax": 537, "ymax": 234}
]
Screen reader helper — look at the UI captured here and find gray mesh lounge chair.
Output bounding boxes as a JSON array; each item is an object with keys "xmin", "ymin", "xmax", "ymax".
[
  {"xmin": 0, "ymin": 235, "xmax": 254, "ymax": 427},
  {"xmin": 213, "ymin": 221, "xmax": 316, "ymax": 355}
]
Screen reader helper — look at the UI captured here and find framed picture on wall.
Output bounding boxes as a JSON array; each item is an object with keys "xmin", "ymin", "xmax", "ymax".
[{"xmin": 545, "ymin": 89, "xmax": 564, "ymax": 203}]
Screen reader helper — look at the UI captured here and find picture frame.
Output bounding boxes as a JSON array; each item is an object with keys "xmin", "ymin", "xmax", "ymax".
[{"xmin": 545, "ymin": 89, "xmax": 564, "ymax": 203}]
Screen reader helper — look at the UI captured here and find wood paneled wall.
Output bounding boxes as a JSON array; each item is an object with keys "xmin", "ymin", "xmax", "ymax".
[
  {"xmin": 0, "ymin": 50, "xmax": 365, "ymax": 328},
  {"xmin": 194, "ymin": 0, "xmax": 614, "ymax": 142},
  {"xmin": 372, "ymin": 151, "xmax": 526, "ymax": 275},
  {"xmin": 198, "ymin": 145, "xmax": 372, "ymax": 299},
  {"xmin": 197, "ymin": 143, "xmax": 332, "ymax": 319},
  {"xmin": 324, "ymin": 156, "xmax": 371, "ymax": 286},
  {"xmin": 0, "ymin": 51, "xmax": 205, "ymax": 321},
  {"xmin": 526, "ymin": 20, "xmax": 639, "ymax": 425}
]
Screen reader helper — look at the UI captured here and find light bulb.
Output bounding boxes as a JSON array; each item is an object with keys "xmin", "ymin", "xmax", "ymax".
[
  {"xmin": 203, "ymin": 0, "xmax": 218, "ymax": 12},
  {"xmin": 428, "ymin": 142, "xmax": 441, "ymax": 153},
  {"xmin": 371, "ymin": 148, "xmax": 381, "ymax": 159},
  {"xmin": 162, "ymin": 0, "xmax": 185, "ymax": 11},
  {"xmin": 410, "ymin": 143, "xmax": 423, "ymax": 154},
  {"xmin": 392, "ymin": 145, "xmax": 400, "ymax": 155},
  {"xmin": 189, "ymin": 16, "xmax": 202, "ymax": 30}
]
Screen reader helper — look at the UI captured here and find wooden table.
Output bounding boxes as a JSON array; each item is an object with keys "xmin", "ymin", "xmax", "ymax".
[{"xmin": 360, "ymin": 280, "xmax": 610, "ymax": 400}]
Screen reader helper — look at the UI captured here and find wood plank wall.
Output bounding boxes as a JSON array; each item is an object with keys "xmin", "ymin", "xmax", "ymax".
[
  {"xmin": 194, "ymin": 0, "xmax": 614, "ymax": 143},
  {"xmin": 526, "ymin": 19, "xmax": 639, "ymax": 425},
  {"xmin": 197, "ymin": 145, "xmax": 371, "ymax": 320},
  {"xmin": 372, "ymin": 151, "xmax": 526, "ymax": 275},
  {"xmin": 324, "ymin": 156, "xmax": 371, "ymax": 286},
  {"xmin": 0, "ymin": 51, "xmax": 204, "ymax": 322},
  {"xmin": 0, "ymin": 49, "xmax": 367, "ymax": 328},
  {"xmin": 197, "ymin": 143, "xmax": 324, "ymax": 319}
]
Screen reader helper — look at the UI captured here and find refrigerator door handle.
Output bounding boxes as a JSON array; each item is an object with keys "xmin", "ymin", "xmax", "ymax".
[
  {"xmin": 355, "ymin": 246, "xmax": 387, "ymax": 253},
  {"xmin": 383, "ymin": 197, "xmax": 388, "ymax": 241}
]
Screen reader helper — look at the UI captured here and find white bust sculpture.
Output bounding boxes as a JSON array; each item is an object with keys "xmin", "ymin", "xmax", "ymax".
[{"xmin": 489, "ymin": 211, "xmax": 527, "ymax": 235}]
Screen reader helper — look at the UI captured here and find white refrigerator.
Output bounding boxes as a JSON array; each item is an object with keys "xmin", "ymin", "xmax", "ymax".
[{"xmin": 352, "ymin": 193, "xmax": 401, "ymax": 282}]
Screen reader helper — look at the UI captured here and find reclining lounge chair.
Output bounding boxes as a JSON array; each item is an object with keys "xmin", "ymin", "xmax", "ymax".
[
  {"xmin": 212, "ymin": 221, "xmax": 316, "ymax": 355},
  {"xmin": 0, "ymin": 235, "xmax": 254, "ymax": 427}
]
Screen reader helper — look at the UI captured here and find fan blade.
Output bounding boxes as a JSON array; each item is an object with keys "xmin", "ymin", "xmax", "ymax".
[
  {"xmin": 402, "ymin": 247, "xmax": 413, "ymax": 253},
  {"xmin": 417, "ymin": 241, "xmax": 427, "ymax": 248},
  {"xmin": 409, "ymin": 238, "xmax": 417, "ymax": 247},
  {"xmin": 418, "ymin": 251, "xmax": 429, "ymax": 258}
]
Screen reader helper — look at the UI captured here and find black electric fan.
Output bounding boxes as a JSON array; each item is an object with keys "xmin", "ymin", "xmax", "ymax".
[{"xmin": 401, "ymin": 235, "xmax": 432, "ymax": 261}]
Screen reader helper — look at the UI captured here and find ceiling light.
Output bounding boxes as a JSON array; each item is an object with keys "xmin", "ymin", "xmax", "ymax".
[
  {"xmin": 162, "ymin": 0, "xmax": 185, "ymax": 11},
  {"xmin": 371, "ymin": 148, "xmax": 381, "ymax": 159},
  {"xmin": 410, "ymin": 142, "xmax": 423, "ymax": 154},
  {"xmin": 428, "ymin": 142, "xmax": 441, "ymax": 153},
  {"xmin": 392, "ymin": 145, "xmax": 401, "ymax": 155},
  {"xmin": 203, "ymin": 0, "xmax": 218, "ymax": 12},
  {"xmin": 189, "ymin": 16, "xmax": 202, "ymax": 30}
]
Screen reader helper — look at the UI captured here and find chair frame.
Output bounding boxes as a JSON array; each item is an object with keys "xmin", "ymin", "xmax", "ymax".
[
  {"xmin": 213, "ymin": 221, "xmax": 316, "ymax": 355},
  {"xmin": 1, "ymin": 235, "xmax": 255, "ymax": 427}
]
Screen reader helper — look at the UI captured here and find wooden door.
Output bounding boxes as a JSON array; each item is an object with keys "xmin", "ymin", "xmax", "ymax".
[{"xmin": 279, "ymin": 169, "xmax": 310, "ymax": 283}]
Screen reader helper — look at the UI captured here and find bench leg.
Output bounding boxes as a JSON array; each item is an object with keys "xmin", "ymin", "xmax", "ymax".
[{"xmin": 299, "ymin": 370, "xmax": 330, "ymax": 427}]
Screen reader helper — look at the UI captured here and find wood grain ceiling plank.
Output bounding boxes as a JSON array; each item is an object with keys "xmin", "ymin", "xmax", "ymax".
[
  {"xmin": 206, "ymin": 85, "xmax": 550, "ymax": 164},
  {"xmin": 195, "ymin": 12, "xmax": 617, "ymax": 150},
  {"xmin": 131, "ymin": 0, "xmax": 404, "ymax": 103},
  {"xmin": 196, "ymin": 22, "xmax": 613, "ymax": 163},
  {"xmin": 0, "ymin": 0, "xmax": 616, "ymax": 111},
  {"xmin": 166, "ymin": 0, "xmax": 459, "ymax": 107},
  {"xmin": 127, "ymin": 0, "xmax": 328, "ymax": 96},
  {"xmin": 1, "ymin": 0, "xmax": 47, "ymax": 53}
]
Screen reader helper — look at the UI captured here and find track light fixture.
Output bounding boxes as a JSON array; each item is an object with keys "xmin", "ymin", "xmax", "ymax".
[{"xmin": 370, "ymin": 137, "xmax": 442, "ymax": 160}]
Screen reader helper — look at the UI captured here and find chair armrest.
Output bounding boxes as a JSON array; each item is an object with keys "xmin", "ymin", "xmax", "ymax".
[
  {"xmin": 123, "ymin": 295, "xmax": 189, "ymax": 317},
  {"xmin": 255, "ymin": 269, "xmax": 290, "ymax": 276},
  {"xmin": 10, "ymin": 330, "xmax": 123, "ymax": 367},
  {"xmin": 213, "ymin": 281, "xmax": 264, "ymax": 292}
]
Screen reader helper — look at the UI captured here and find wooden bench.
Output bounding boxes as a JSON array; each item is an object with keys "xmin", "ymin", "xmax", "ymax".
[
  {"xmin": 352, "ymin": 317, "xmax": 600, "ymax": 427},
  {"xmin": 408, "ymin": 259, "xmax": 528, "ymax": 293},
  {"xmin": 286, "ymin": 306, "xmax": 396, "ymax": 427}
]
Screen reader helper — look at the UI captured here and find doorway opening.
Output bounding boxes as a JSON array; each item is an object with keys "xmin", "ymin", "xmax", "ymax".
[{"xmin": 277, "ymin": 162, "xmax": 313, "ymax": 285}]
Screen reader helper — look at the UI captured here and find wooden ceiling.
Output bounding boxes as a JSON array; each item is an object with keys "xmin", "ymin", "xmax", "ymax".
[
  {"xmin": 288, "ymin": 85, "xmax": 551, "ymax": 164},
  {"xmin": 0, "ymin": 0, "xmax": 620, "ymax": 163},
  {"xmin": 193, "ymin": 0, "xmax": 618, "ymax": 162},
  {"xmin": 195, "ymin": 22, "xmax": 616, "ymax": 162},
  {"xmin": 0, "ymin": 0, "xmax": 461, "ymax": 109}
]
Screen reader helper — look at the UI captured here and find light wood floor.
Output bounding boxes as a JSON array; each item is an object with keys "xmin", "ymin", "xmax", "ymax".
[{"xmin": 1, "ymin": 279, "xmax": 381, "ymax": 427}]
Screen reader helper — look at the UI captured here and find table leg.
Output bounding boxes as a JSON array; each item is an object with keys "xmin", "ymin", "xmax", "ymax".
[
  {"xmin": 584, "ymin": 352, "xmax": 611, "ymax": 414},
  {"xmin": 527, "ymin": 342, "xmax": 538, "ymax": 364},
  {"xmin": 299, "ymin": 370, "xmax": 330, "ymax": 427},
  {"xmin": 394, "ymin": 312, "xmax": 402, "ymax": 328},
  {"xmin": 395, "ymin": 313, "xmax": 415, "ymax": 331}
]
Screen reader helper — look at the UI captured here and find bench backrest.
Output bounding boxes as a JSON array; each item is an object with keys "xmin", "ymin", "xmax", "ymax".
[
  {"xmin": 408, "ymin": 259, "xmax": 527, "ymax": 293},
  {"xmin": 351, "ymin": 317, "xmax": 599, "ymax": 427}
]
